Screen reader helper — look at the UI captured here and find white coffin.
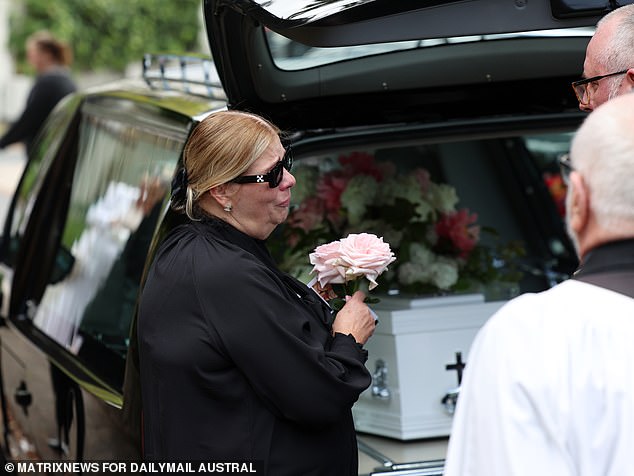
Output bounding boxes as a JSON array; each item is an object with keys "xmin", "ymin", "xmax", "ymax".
[{"xmin": 352, "ymin": 294, "xmax": 506, "ymax": 440}]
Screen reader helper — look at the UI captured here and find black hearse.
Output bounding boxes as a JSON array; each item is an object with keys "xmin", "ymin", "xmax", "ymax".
[{"xmin": 0, "ymin": 0, "xmax": 617, "ymax": 473}]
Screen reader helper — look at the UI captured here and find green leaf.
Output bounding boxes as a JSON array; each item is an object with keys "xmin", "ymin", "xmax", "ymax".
[{"xmin": 329, "ymin": 298, "xmax": 346, "ymax": 311}]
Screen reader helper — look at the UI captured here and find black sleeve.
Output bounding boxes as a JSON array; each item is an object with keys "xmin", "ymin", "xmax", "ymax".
[
  {"xmin": 193, "ymin": 241, "xmax": 372, "ymax": 428},
  {"xmin": 0, "ymin": 75, "xmax": 74, "ymax": 149}
]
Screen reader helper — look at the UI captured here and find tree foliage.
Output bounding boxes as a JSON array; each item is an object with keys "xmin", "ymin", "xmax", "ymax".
[{"xmin": 8, "ymin": 0, "xmax": 203, "ymax": 73}]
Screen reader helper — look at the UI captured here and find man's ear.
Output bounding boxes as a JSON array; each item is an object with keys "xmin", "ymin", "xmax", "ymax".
[
  {"xmin": 626, "ymin": 68, "xmax": 634, "ymax": 91},
  {"xmin": 568, "ymin": 171, "xmax": 589, "ymax": 235}
]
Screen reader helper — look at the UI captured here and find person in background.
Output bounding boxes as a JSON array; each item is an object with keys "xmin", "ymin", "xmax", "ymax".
[
  {"xmin": 137, "ymin": 110, "xmax": 375, "ymax": 474},
  {"xmin": 0, "ymin": 30, "xmax": 76, "ymax": 156},
  {"xmin": 572, "ymin": 4, "xmax": 634, "ymax": 111},
  {"xmin": 443, "ymin": 93, "xmax": 634, "ymax": 475}
]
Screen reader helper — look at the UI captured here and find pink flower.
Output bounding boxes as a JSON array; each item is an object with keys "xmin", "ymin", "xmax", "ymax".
[
  {"xmin": 435, "ymin": 209, "xmax": 480, "ymax": 259},
  {"xmin": 309, "ymin": 240, "xmax": 347, "ymax": 287},
  {"xmin": 337, "ymin": 233, "xmax": 396, "ymax": 290},
  {"xmin": 413, "ymin": 168, "xmax": 431, "ymax": 194},
  {"xmin": 309, "ymin": 233, "xmax": 396, "ymax": 291}
]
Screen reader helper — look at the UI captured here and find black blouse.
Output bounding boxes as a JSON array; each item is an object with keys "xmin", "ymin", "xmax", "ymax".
[{"xmin": 138, "ymin": 217, "xmax": 371, "ymax": 475}]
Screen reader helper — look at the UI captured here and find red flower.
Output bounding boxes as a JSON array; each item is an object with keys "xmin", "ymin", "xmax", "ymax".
[
  {"xmin": 435, "ymin": 209, "xmax": 480, "ymax": 259},
  {"xmin": 543, "ymin": 172, "xmax": 567, "ymax": 217},
  {"xmin": 317, "ymin": 171, "xmax": 350, "ymax": 214},
  {"xmin": 339, "ymin": 151, "xmax": 385, "ymax": 181}
]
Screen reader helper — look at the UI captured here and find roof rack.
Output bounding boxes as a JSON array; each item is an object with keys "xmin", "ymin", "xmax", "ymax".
[{"xmin": 142, "ymin": 53, "xmax": 226, "ymax": 100}]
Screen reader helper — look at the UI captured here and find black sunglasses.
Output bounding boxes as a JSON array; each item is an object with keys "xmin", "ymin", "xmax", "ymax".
[
  {"xmin": 558, "ymin": 153, "xmax": 573, "ymax": 186},
  {"xmin": 232, "ymin": 146, "xmax": 293, "ymax": 188}
]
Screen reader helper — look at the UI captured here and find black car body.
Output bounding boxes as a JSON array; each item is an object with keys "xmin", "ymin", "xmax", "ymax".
[{"xmin": 0, "ymin": 0, "xmax": 624, "ymax": 473}]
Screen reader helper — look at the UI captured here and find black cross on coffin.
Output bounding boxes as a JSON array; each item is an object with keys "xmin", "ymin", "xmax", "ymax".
[{"xmin": 446, "ymin": 351, "xmax": 466, "ymax": 386}]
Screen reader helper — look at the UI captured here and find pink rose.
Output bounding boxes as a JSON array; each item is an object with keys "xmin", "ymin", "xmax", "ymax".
[
  {"xmin": 309, "ymin": 240, "xmax": 347, "ymax": 287},
  {"xmin": 337, "ymin": 233, "xmax": 396, "ymax": 290}
]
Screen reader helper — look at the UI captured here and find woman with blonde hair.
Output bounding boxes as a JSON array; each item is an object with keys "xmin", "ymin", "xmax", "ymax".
[
  {"xmin": 138, "ymin": 110, "xmax": 376, "ymax": 474},
  {"xmin": 0, "ymin": 30, "xmax": 76, "ymax": 155}
]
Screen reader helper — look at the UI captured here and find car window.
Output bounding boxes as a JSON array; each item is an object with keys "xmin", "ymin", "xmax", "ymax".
[
  {"xmin": 268, "ymin": 132, "xmax": 577, "ymax": 299},
  {"xmin": 265, "ymin": 27, "xmax": 594, "ymax": 71},
  {"xmin": 0, "ymin": 95, "xmax": 81, "ymax": 268},
  {"xmin": 31, "ymin": 99, "xmax": 190, "ymax": 389}
]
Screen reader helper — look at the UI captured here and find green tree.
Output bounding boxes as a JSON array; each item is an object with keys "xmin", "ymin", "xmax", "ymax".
[{"xmin": 8, "ymin": 0, "xmax": 203, "ymax": 73}]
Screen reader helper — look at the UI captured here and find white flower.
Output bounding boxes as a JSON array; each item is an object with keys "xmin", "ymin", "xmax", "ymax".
[
  {"xmin": 397, "ymin": 262, "xmax": 431, "ymax": 286},
  {"xmin": 291, "ymin": 166, "xmax": 319, "ymax": 203},
  {"xmin": 428, "ymin": 182, "xmax": 458, "ymax": 213},
  {"xmin": 409, "ymin": 242, "xmax": 434, "ymax": 266},
  {"xmin": 429, "ymin": 258, "xmax": 459, "ymax": 290},
  {"xmin": 413, "ymin": 199, "xmax": 434, "ymax": 222},
  {"xmin": 379, "ymin": 176, "xmax": 422, "ymax": 207},
  {"xmin": 340, "ymin": 176, "xmax": 379, "ymax": 226}
]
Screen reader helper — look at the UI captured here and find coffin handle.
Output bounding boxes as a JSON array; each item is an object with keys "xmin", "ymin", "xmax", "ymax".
[
  {"xmin": 371, "ymin": 359, "xmax": 391, "ymax": 400},
  {"xmin": 441, "ymin": 386, "xmax": 460, "ymax": 415}
]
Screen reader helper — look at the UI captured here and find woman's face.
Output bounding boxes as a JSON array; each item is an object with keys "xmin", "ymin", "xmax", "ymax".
[{"xmin": 229, "ymin": 137, "xmax": 295, "ymax": 240}]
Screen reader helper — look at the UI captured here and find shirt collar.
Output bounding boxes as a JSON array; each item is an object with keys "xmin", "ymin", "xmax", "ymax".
[{"xmin": 573, "ymin": 238, "xmax": 634, "ymax": 278}]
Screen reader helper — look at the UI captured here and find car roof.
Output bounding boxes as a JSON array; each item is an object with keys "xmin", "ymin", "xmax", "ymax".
[{"xmin": 80, "ymin": 54, "xmax": 227, "ymax": 121}]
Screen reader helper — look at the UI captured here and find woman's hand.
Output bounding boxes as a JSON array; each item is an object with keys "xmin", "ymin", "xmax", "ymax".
[{"xmin": 332, "ymin": 291, "xmax": 376, "ymax": 345}]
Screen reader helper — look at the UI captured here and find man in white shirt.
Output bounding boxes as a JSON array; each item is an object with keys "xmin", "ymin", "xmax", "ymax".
[
  {"xmin": 572, "ymin": 4, "xmax": 634, "ymax": 111},
  {"xmin": 444, "ymin": 93, "xmax": 634, "ymax": 476}
]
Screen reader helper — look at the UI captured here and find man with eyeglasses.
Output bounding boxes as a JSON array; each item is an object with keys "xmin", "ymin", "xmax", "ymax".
[
  {"xmin": 444, "ymin": 93, "xmax": 634, "ymax": 476},
  {"xmin": 572, "ymin": 4, "xmax": 634, "ymax": 111}
]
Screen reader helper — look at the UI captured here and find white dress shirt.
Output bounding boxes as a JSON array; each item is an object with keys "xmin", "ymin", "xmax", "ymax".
[{"xmin": 444, "ymin": 279, "xmax": 634, "ymax": 476}]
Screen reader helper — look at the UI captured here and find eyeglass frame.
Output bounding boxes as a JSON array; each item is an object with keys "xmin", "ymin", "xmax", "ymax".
[
  {"xmin": 571, "ymin": 70, "xmax": 629, "ymax": 105},
  {"xmin": 557, "ymin": 153, "xmax": 574, "ymax": 186},
  {"xmin": 232, "ymin": 145, "xmax": 293, "ymax": 188}
]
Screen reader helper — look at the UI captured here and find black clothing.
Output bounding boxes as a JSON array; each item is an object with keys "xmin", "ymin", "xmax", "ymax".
[
  {"xmin": 0, "ymin": 68, "xmax": 76, "ymax": 155},
  {"xmin": 572, "ymin": 238, "xmax": 634, "ymax": 298},
  {"xmin": 138, "ymin": 217, "xmax": 371, "ymax": 475}
]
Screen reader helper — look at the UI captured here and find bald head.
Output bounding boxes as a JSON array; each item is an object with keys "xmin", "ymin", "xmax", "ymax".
[
  {"xmin": 579, "ymin": 5, "xmax": 634, "ymax": 111},
  {"xmin": 567, "ymin": 93, "xmax": 634, "ymax": 257}
]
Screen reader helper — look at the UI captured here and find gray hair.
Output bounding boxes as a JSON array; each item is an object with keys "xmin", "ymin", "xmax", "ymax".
[
  {"xmin": 598, "ymin": 4, "xmax": 634, "ymax": 98},
  {"xmin": 570, "ymin": 93, "xmax": 634, "ymax": 229}
]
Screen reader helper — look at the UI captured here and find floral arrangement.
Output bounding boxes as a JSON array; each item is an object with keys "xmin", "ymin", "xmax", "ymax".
[
  {"xmin": 270, "ymin": 151, "xmax": 524, "ymax": 296},
  {"xmin": 309, "ymin": 233, "xmax": 395, "ymax": 310},
  {"xmin": 543, "ymin": 171, "xmax": 567, "ymax": 218}
]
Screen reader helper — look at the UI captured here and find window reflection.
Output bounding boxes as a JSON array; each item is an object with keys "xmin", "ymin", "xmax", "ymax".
[
  {"xmin": 33, "ymin": 108, "xmax": 187, "ymax": 372},
  {"xmin": 1, "ymin": 97, "xmax": 79, "ymax": 268},
  {"xmin": 268, "ymin": 133, "xmax": 577, "ymax": 300}
]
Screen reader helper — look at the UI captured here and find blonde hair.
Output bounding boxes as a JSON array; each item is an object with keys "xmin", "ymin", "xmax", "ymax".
[
  {"xmin": 27, "ymin": 30, "xmax": 73, "ymax": 66},
  {"xmin": 177, "ymin": 110, "xmax": 281, "ymax": 219}
]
